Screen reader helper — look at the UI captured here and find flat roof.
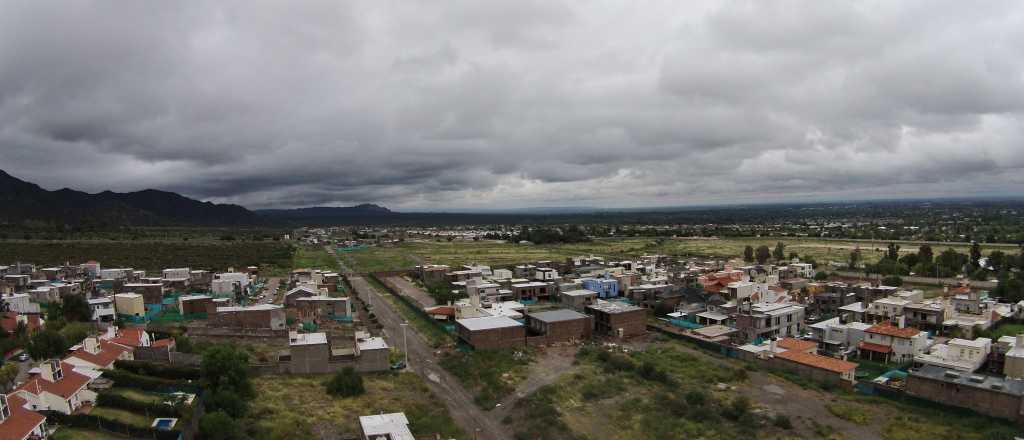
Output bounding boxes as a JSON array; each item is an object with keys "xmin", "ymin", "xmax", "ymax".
[
  {"xmin": 357, "ymin": 337, "xmax": 389, "ymax": 351},
  {"xmin": 586, "ymin": 300, "xmax": 643, "ymax": 314},
  {"xmin": 289, "ymin": 332, "xmax": 327, "ymax": 346},
  {"xmin": 216, "ymin": 304, "xmax": 282, "ymax": 312},
  {"xmin": 296, "ymin": 295, "xmax": 346, "ymax": 302},
  {"xmin": 562, "ymin": 289, "xmax": 598, "ymax": 297},
  {"xmin": 528, "ymin": 309, "xmax": 588, "ymax": 323},
  {"xmin": 359, "ymin": 413, "xmax": 414, "ymax": 440},
  {"xmin": 911, "ymin": 365, "xmax": 1024, "ymax": 396},
  {"xmin": 456, "ymin": 315, "xmax": 524, "ymax": 331}
]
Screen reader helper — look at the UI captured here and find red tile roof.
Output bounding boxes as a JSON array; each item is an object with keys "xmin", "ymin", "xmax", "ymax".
[
  {"xmin": 16, "ymin": 362, "xmax": 91, "ymax": 400},
  {"xmin": 0, "ymin": 394, "xmax": 46, "ymax": 440},
  {"xmin": 424, "ymin": 306, "xmax": 456, "ymax": 317},
  {"xmin": 152, "ymin": 338, "xmax": 175, "ymax": 348},
  {"xmin": 858, "ymin": 341, "xmax": 893, "ymax": 353},
  {"xmin": 866, "ymin": 322, "xmax": 921, "ymax": 339},
  {"xmin": 778, "ymin": 338, "xmax": 818, "ymax": 353},
  {"xmin": 66, "ymin": 340, "xmax": 129, "ymax": 369},
  {"xmin": 775, "ymin": 350, "xmax": 858, "ymax": 374},
  {"xmin": 106, "ymin": 327, "xmax": 147, "ymax": 348},
  {"xmin": 0, "ymin": 312, "xmax": 40, "ymax": 334}
]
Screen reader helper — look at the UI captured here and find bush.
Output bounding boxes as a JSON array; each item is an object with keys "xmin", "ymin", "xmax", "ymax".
[
  {"xmin": 773, "ymin": 414, "xmax": 793, "ymax": 429},
  {"xmin": 199, "ymin": 411, "xmax": 244, "ymax": 440},
  {"xmin": 722, "ymin": 396, "xmax": 750, "ymax": 420},
  {"xmin": 325, "ymin": 367, "xmax": 365, "ymax": 397},
  {"xmin": 684, "ymin": 390, "xmax": 708, "ymax": 406},
  {"xmin": 114, "ymin": 360, "xmax": 201, "ymax": 380},
  {"xmin": 101, "ymin": 369, "xmax": 198, "ymax": 393}
]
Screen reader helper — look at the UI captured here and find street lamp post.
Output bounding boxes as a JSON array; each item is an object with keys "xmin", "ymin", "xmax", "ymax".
[{"xmin": 401, "ymin": 322, "xmax": 409, "ymax": 366}]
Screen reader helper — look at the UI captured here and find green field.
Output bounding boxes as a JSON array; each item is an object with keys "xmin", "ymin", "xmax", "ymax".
[
  {"xmin": 292, "ymin": 246, "xmax": 341, "ymax": 271},
  {"xmin": 440, "ymin": 348, "xmax": 534, "ymax": 408},
  {"xmin": 0, "ymin": 239, "xmax": 294, "ymax": 274},
  {"xmin": 339, "ymin": 237, "xmax": 1010, "ymax": 273},
  {"xmin": 246, "ymin": 372, "xmax": 465, "ymax": 440}
]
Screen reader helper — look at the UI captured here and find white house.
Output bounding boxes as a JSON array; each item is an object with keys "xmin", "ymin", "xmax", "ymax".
[
  {"xmin": 0, "ymin": 393, "xmax": 48, "ymax": 440},
  {"xmin": 913, "ymin": 337, "xmax": 991, "ymax": 372},
  {"xmin": 64, "ymin": 337, "xmax": 132, "ymax": 371},
  {"xmin": 13, "ymin": 360, "xmax": 95, "ymax": 415},
  {"xmin": 858, "ymin": 320, "xmax": 930, "ymax": 364},
  {"xmin": 359, "ymin": 412, "xmax": 414, "ymax": 440},
  {"xmin": 88, "ymin": 297, "xmax": 116, "ymax": 322}
]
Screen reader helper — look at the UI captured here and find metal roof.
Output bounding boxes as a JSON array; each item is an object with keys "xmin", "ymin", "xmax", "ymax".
[
  {"xmin": 528, "ymin": 309, "xmax": 588, "ymax": 323},
  {"xmin": 456, "ymin": 315, "xmax": 523, "ymax": 331}
]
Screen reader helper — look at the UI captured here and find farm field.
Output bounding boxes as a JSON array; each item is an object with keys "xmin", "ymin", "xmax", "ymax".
[
  {"xmin": 0, "ymin": 239, "xmax": 294, "ymax": 274},
  {"xmin": 246, "ymin": 372, "xmax": 465, "ymax": 440},
  {"xmin": 339, "ymin": 237, "xmax": 1009, "ymax": 273},
  {"xmin": 292, "ymin": 246, "xmax": 341, "ymax": 271}
]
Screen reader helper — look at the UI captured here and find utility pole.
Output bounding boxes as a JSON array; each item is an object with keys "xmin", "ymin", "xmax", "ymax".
[{"xmin": 401, "ymin": 322, "xmax": 409, "ymax": 366}]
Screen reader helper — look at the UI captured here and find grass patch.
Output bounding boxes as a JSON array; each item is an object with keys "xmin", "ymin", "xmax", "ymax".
[
  {"xmin": 826, "ymin": 403, "xmax": 871, "ymax": 425},
  {"xmin": 89, "ymin": 407, "xmax": 154, "ymax": 428},
  {"xmin": 105, "ymin": 387, "xmax": 168, "ymax": 405},
  {"xmin": 246, "ymin": 372, "xmax": 464, "ymax": 440},
  {"xmin": 292, "ymin": 246, "xmax": 340, "ymax": 271},
  {"xmin": 439, "ymin": 348, "xmax": 534, "ymax": 408},
  {"xmin": 52, "ymin": 428, "xmax": 130, "ymax": 440}
]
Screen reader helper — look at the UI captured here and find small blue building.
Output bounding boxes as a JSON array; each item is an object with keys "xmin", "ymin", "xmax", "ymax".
[{"xmin": 581, "ymin": 277, "xmax": 619, "ymax": 299}]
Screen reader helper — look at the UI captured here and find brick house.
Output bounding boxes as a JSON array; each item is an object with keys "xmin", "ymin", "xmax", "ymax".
[
  {"xmin": 524, "ymin": 309, "xmax": 592, "ymax": 344},
  {"xmin": 455, "ymin": 315, "xmax": 525, "ymax": 349},
  {"xmin": 585, "ymin": 300, "xmax": 646, "ymax": 338}
]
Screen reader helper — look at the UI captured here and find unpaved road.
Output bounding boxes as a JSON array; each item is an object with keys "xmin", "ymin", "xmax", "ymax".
[
  {"xmin": 385, "ymin": 275, "xmax": 437, "ymax": 309},
  {"xmin": 347, "ymin": 274, "xmax": 509, "ymax": 440}
]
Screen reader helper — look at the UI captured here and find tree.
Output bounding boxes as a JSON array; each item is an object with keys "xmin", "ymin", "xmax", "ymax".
[
  {"xmin": 206, "ymin": 390, "xmax": 247, "ymax": 417},
  {"xmin": 918, "ymin": 244, "xmax": 934, "ymax": 264},
  {"xmin": 788, "ymin": 251, "xmax": 799, "ymax": 261},
  {"xmin": 755, "ymin": 246, "xmax": 771, "ymax": 264},
  {"xmin": 326, "ymin": 367, "xmax": 365, "ymax": 397},
  {"xmin": 848, "ymin": 248, "xmax": 862, "ymax": 269},
  {"xmin": 882, "ymin": 276, "xmax": 904, "ymax": 287},
  {"xmin": 201, "ymin": 344, "xmax": 253, "ymax": 398},
  {"xmin": 773, "ymin": 242, "xmax": 786, "ymax": 261},
  {"xmin": 60, "ymin": 294, "xmax": 93, "ymax": 322},
  {"xmin": 743, "ymin": 246, "xmax": 754, "ymax": 263},
  {"xmin": 813, "ymin": 271, "xmax": 829, "ymax": 281},
  {"xmin": 886, "ymin": 243, "xmax": 900, "ymax": 261},
  {"xmin": 0, "ymin": 363, "xmax": 19, "ymax": 392},
  {"xmin": 970, "ymin": 241, "xmax": 982, "ymax": 269},
  {"xmin": 26, "ymin": 329, "xmax": 66, "ymax": 360},
  {"xmin": 199, "ymin": 411, "xmax": 244, "ymax": 440},
  {"xmin": 59, "ymin": 322, "xmax": 92, "ymax": 346},
  {"xmin": 898, "ymin": 253, "xmax": 919, "ymax": 270}
]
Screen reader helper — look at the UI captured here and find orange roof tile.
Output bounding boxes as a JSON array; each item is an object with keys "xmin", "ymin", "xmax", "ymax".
[
  {"xmin": 152, "ymin": 338, "xmax": 175, "ymax": 348},
  {"xmin": 778, "ymin": 338, "xmax": 818, "ymax": 353},
  {"xmin": 0, "ymin": 394, "xmax": 46, "ymax": 440},
  {"xmin": 66, "ymin": 340, "xmax": 129, "ymax": 369},
  {"xmin": 107, "ymin": 327, "xmax": 147, "ymax": 348},
  {"xmin": 15, "ymin": 362, "xmax": 91, "ymax": 400},
  {"xmin": 775, "ymin": 350, "xmax": 857, "ymax": 374},
  {"xmin": 866, "ymin": 322, "xmax": 921, "ymax": 339},
  {"xmin": 858, "ymin": 341, "xmax": 893, "ymax": 353}
]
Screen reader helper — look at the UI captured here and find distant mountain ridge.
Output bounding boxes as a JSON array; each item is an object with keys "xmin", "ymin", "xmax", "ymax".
[{"xmin": 0, "ymin": 169, "xmax": 258, "ymax": 227}]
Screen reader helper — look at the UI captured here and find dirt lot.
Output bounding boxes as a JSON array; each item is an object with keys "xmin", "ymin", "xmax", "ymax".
[{"xmin": 386, "ymin": 275, "xmax": 436, "ymax": 308}]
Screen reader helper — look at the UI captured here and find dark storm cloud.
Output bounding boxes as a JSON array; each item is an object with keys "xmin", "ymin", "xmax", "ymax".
[{"xmin": 1, "ymin": 0, "xmax": 1023, "ymax": 209}]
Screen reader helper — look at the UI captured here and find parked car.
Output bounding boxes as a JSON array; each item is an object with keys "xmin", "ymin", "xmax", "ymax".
[
  {"xmin": 390, "ymin": 361, "xmax": 406, "ymax": 370},
  {"xmin": 17, "ymin": 352, "xmax": 30, "ymax": 362}
]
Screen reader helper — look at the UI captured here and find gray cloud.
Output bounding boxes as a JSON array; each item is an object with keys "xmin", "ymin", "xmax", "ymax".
[{"xmin": 1, "ymin": 0, "xmax": 1023, "ymax": 210}]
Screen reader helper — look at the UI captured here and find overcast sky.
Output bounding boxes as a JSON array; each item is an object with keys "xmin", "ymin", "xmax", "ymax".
[{"xmin": 1, "ymin": 1, "xmax": 1023, "ymax": 210}]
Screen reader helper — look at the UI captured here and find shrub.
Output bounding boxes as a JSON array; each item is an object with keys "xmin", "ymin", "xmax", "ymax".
[
  {"xmin": 325, "ymin": 367, "xmax": 365, "ymax": 397},
  {"xmin": 722, "ymin": 396, "xmax": 750, "ymax": 420},
  {"xmin": 773, "ymin": 414, "xmax": 793, "ymax": 429},
  {"xmin": 101, "ymin": 369, "xmax": 198, "ymax": 393},
  {"xmin": 114, "ymin": 360, "xmax": 201, "ymax": 380},
  {"xmin": 200, "ymin": 411, "xmax": 244, "ymax": 440},
  {"xmin": 684, "ymin": 390, "xmax": 708, "ymax": 406}
]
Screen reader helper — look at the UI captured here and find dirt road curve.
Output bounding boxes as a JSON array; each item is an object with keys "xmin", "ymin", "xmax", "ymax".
[{"xmin": 346, "ymin": 275, "xmax": 509, "ymax": 440}]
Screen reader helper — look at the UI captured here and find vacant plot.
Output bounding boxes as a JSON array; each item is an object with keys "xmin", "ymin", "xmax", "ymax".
[
  {"xmin": 292, "ymin": 246, "xmax": 340, "ymax": 271},
  {"xmin": 246, "ymin": 372, "xmax": 464, "ymax": 440},
  {"xmin": 0, "ymin": 239, "xmax": 294, "ymax": 273},
  {"xmin": 440, "ymin": 348, "xmax": 535, "ymax": 408}
]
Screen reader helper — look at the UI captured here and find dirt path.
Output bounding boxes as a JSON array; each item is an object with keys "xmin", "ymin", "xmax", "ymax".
[
  {"xmin": 346, "ymin": 274, "xmax": 509, "ymax": 440},
  {"xmin": 739, "ymin": 372, "xmax": 883, "ymax": 439},
  {"xmin": 492, "ymin": 345, "xmax": 580, "ymax": 420},
  {"xmin": 385, "ymin": 275, "xmax": 436, "ymax": 309}
]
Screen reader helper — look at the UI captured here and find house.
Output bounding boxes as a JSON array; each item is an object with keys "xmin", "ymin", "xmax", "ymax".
[
  {"xmin": 809, "ymin": 317, "xmax": 871, "ymax": 357},
  {"xmin": 772, "ymin": 349, "xmax": 858, "ymax": 386},
  {"xmin": 858, "ymin": 320, "xmax": 929, "ymax": 364},
  {"xmin": 121, "ymin": 283, "xmax": 164, "ymax": 305},
  {"xmin": 294, "ymin": 296, "xmax": 352, "ymax": 321},
  {"xmin": 533, "ymin": 267, "xmax": 559, "ymax": 281},
  {"xmin": 113, "ymin": 293, "xmax": 145, "ymax": 318},
  {"xmin": 903, "ymin": 300, "xmax": 946, "ymax": 332},
  {"xmin": 580, "ymin": 277, "xmax": 619, "ymax": 299},
  {"xmin": 907, "ymin": 365, "xmax": 1024, "ymax": 424},
  {"xmin": 416, "ymin": 264, "xmax": 450, "ymax": 285},
  {"xmin": 284, "ymin": 285, "xmax": 321, "ymax": 306},
  {"xmin": 455, "ymin": 315, "xmax": 525, "ymax": 350},
  {"xmin": 0, "ymin": 394, "xmax": 48, "ymax": 440},
  {"xmin": 560, "ymin": 289, "xmax": 598, "ymax": 312},
  {"xmin": 524, "ymin": 309, "xmax": 592, "ymax": 344},
  {"xmin": 102, "ymin": 326, "xmax": 152, "ymax": 349},
  {"xmin": 1, "ymin": 293, "xmax": 38, "ymax": 314},
  {"xmin": 735, "ymin": 302, "xmax": 806, "ymax": 343},
  {"xmin": 286, "ymin": 332, "xmax": 331, "ymax": 374},
  {"xmin": 913, "ymin": 337, "xmax": 991, "ymax": 373},
  {"xmin": 1004, "ymin": 335, "xmax": 1024, "ymax": 379},
  {"xmin": 867, "ymin": 297, "xmax": 910, "ymax": 322},
  {"xmin": 510, "ymin": 282, "xmax": 552, "ymax": 302},
  {"xmin": 178, "ymin": 295, "xmax": 213, "ymax": 315},
  {"xmin": 586, "ymin": 300, "xmax": 647, "ymax": 338},
  {"xmin": 211, "ymin": 304, "xmax": 286, "ymax": 330},
  {"xmin": 87, "ymin": 297, "xmax": 116, "ymax": 322},
  {"xmin": 359, "ymin": 412, "xmax": 415, "ymax": 440},
  {"xmin": 837, "ymin": 302, "xmax": 868, "ymax": 323},
  {"xmin": 64, "ymin": 337, "xmax": 131, "ymax": 371},
  {"xmin": 13, "ymin": 360, "xmax": 95, "ymax": 415},
  {"xmin": 0, "ymin": 312, "xmax": 41, "ymax": 336}
]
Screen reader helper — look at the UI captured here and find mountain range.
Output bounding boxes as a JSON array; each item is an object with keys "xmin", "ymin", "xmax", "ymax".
[{"xmin": 0, "ymin": 170, "xmax": 395, "ymax": 228}]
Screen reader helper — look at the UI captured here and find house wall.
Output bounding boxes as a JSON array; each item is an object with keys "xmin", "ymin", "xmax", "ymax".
[
  {"xmin": 589, "ymin": 308, "xmax": 647, "ymax": 338},
  {"xmin": 289, "ymin": 343, "xmax": 332, "ymax": 374},
  {"xmin": 458, "ymin": 325, "xmax": 526, "ymax": 350},
  {"xmin": 906, "ymin": 374, "xmax": 1024, "ymax": 423},
  {"xmin": 355, "ymin": 347, "xmax": 389, "ymax": 372},
  {"xmin": 769, "ymin": 357, "xmax": 853, "ymax": 387}
]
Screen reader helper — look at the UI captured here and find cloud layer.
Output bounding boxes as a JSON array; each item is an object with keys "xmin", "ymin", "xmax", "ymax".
[{"xmin": 1, "ymin": 0, "xmax": 1023, "ymax": 209}]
